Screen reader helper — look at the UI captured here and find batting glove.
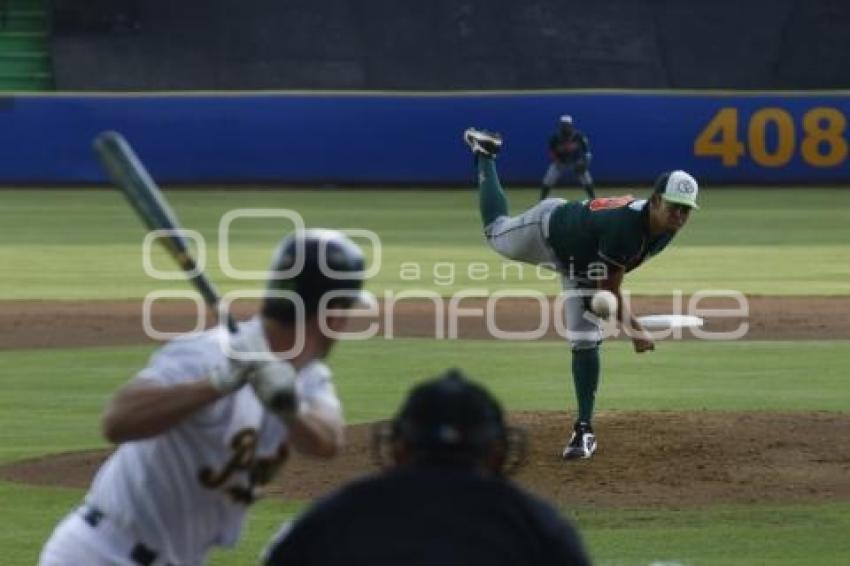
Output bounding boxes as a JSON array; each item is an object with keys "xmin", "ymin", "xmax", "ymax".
[
  {"xmin": 208, "ymin": 322, "xmax": 270, "ymax": 394},
  {"xmin": 249, "ymin": 360, "xmax": 300, "ymax": 421}
]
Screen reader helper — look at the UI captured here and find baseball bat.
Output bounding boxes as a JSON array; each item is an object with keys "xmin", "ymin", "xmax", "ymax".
[{"xmin": 93, "ymin": 131, "xmax": 237, "ymax": 333}]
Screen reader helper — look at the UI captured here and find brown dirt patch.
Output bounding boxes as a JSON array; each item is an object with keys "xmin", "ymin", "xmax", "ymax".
[
  {"xmin": 1, "ymin": 296, "xmax": 849, "ymax": 350},
  {"xmin": 3, "ymin": 411, "xmax": 848, "ymax": 509}
]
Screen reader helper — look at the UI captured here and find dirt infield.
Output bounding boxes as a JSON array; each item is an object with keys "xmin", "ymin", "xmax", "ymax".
[
  {"xmin": 2, "ymin": 295, "xmax": 849, "ymax": 350},
  {"xmin": 2, "ymin": 296, "xmax": 848, "ymax": 509},
  {"xmin": 2, "ymin": 411, "xmax": 848, "ymax": 508}
]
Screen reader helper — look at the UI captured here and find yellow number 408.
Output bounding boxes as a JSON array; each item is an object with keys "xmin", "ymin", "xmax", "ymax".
[{"xmin": 694, "ymin": 107, "xmax": 848, "ymax": 168}]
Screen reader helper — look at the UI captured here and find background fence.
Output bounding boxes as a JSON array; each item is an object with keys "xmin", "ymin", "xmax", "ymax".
[
  {"xmin": 49, "ymin": 0, "xmax": 850, "ymax": 91},
  {"xmin": 1, "ymin": 91, "xmax": 848, "ymax": 185}
]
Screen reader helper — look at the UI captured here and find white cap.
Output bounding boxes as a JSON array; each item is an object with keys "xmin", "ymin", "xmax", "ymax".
[
  {"xmin": 656, "ymin": 170, "xmax": 699, "ymax": 209},
  {"xmin": 559, "ymin": 114, "xmax": 573, "ymax": 125}
]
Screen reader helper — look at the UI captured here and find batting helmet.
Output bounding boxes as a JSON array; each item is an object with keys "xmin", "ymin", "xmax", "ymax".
[{"xmin": 262, "ymin": 229, "xmax": 371, "ymax": 323}]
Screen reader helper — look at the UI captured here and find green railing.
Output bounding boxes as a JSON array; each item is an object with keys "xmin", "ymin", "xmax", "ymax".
[{"xmin": 0, "ymin": 0, "xmax": 52, "ymax": 91}]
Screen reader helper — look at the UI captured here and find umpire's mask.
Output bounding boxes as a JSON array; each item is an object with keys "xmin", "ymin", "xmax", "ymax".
[{"xmin": 372, "ymin": 368, "xmax": 527, "ymax": 475}]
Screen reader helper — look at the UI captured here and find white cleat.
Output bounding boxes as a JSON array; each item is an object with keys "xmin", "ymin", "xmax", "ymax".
[
  {"xmin": 562, "ymin": 421, "xmax": 597, "ymax": 460},
  {"xmin": 463, "ymin": 128, "xmax": 503, "ymax": 158}
]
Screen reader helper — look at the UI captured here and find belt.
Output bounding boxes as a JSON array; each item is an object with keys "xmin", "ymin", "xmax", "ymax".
[{"xmin": 81, "ymin": 506, "xmax": 173, "ymax": 566}]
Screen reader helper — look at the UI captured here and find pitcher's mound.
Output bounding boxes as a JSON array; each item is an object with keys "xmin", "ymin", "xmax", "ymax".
[{"xmin": 2, "ymin": 411, "xmax": 848, "ymax": 508}]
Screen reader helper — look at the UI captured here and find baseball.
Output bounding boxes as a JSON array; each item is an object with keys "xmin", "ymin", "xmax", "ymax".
[{"xmin": 590, "ymin": 290, "xmax": 618, "ymax": 319}]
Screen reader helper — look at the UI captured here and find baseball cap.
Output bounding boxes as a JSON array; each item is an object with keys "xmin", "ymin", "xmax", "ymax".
[{"xmin": 654, "ymin": 170, "xmax": 700, "ymax": 209}]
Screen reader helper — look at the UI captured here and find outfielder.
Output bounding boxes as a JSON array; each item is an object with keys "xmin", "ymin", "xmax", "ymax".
[
  {"xmin": 540, "ymin": 115, "xmax": 595, "ymax": 201},
  {"xmin": 40, "ymin": 229, "xmax": 371, "ymax": 565},
  {"xmin": 464, "ymin": 128, "xmax": 699, "ymax": 460}
]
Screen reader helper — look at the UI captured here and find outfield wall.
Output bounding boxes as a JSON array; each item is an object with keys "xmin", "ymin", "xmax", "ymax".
[{"xmin": 1, "ymin": 91, "xmax": 849, "ymax": 185}]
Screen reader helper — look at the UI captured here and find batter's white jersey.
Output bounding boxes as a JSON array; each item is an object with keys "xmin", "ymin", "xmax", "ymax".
[{"xmin": 54, "ymin": 317, "xmax": 343, "ymax": 564}]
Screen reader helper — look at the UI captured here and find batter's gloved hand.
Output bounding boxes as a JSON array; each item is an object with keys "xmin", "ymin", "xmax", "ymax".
[
  {"xmin": 250, "ymin": 360, "xmax": 300, "ymax": 421},
  {"xmin": 208, "ymin": 322, "xmax": 269, "ymax": 394}
]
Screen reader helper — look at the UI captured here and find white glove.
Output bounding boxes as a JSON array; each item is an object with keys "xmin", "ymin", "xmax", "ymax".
[
  {"xmin": 208, "ymin": 322, "xmax": 270, "ymax": 394},
  {"xmin": 250, "ymin": 360, "xmax": 300, "ymax": 420}
]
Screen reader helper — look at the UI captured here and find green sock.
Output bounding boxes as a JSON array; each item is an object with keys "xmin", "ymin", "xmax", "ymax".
[
  {"xmin": 571, "ymin": 347, "xmax": 600, "ymax": 424},
  {"xmin": 476, "ymin": 156, "xmax": 509, "ymax": 227}
]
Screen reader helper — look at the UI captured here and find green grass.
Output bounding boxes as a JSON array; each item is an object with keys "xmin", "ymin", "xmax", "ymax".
[
  {"xmin": 0, "ymin": 483, "xmax": 85, "ymax": 564},
  {"xmin": 1, "ymin": 340, "xmax": 848, "ymax": 565},
  {"xmin": 2, "ymin": 186, "xmax": 849, "ymax": 564},
  {"xmin": 2, "ymin": 339, "xmax": 848, "ymax": 464},
  {"xmin": 0, "ymin": 347, "xmax": 152, "ymax": 463},
  {"xmin": 574, "ymin": 502, "xmax": 850, "ymax": 566},
  {"xmin": 1, "ymin": 188, "xmax": 849, "ymax": 298},
  {"xmin": 8, "ymin": 481, "xmax": 848, "ymax": 566}
]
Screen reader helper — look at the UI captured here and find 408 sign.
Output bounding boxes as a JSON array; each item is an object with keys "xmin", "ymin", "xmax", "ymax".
[{"xmin": 694, "ymin": 106, "xmax": 849, "ymax": 168}]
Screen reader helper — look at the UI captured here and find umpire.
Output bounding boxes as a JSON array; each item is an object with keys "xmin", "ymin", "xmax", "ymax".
[{"xmin": 263, "ymin": 369, "xmax": 591, "ymax": 566}]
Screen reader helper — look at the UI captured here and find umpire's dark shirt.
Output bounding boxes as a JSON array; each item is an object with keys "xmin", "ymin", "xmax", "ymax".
[{"xmin": 264, "ymin": 465, "xmax": 591, "ymax": 566}]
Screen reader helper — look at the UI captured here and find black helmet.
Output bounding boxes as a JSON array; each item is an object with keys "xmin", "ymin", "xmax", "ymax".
[
  {"xmin": 262, "ymin": 229, "xmax": 370, "ymax": 322},
  {"xmin": 374, "ymin": 369, "xmax": 527, "ymax": 474}
]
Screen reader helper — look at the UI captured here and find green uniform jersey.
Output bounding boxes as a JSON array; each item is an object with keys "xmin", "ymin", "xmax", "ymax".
[{"xmin": 546, "ymin": 195, "xmax": 674, "ymax": 278}]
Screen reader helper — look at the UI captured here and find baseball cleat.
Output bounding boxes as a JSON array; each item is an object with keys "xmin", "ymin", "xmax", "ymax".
[
  {"xmin": 463, "ymin": 128, "xmax": 503, "ymax": 158},
  {"xmin": 562, "ymin": 421, "xmax": 597, "ymax": 460}
]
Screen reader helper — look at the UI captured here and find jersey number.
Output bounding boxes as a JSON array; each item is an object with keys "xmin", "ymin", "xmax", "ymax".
[{"xmin": 198, "ymin": 428, "xmax": 289, "ymax": 505}]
